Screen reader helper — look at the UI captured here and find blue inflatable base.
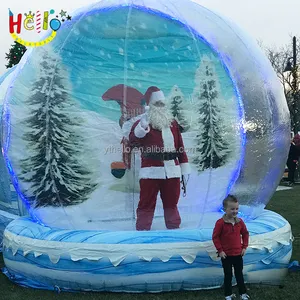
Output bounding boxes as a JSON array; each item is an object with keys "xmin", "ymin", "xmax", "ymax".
[
  {"xmin": 0, "ymin": 211, "xmax": 17, "ymax": 252},
  {"xmin": 2, "ymin": 210, "xmax": 293, "ymax": 293}
]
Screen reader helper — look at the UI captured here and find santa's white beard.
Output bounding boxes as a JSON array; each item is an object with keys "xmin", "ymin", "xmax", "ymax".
[{"xmin": 149, "ymin": 104, "xmax": 173, "ymax": 131}]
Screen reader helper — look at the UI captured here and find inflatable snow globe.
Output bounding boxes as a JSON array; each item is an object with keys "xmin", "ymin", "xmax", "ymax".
[{"xmin": 2, "ymin": 0, "xmax": 293, "ymax": 292}]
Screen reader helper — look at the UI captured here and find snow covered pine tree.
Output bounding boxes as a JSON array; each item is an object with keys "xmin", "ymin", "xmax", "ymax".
[
  {"xmin": 193, "ymin": 55, "xmax": 230, "ymax": 171},
  {"xmin": 20, "ymin": 48, "xmax": 97, "ymax": 208},
  {"xmin": 169, "ymin": 85, "xmax": 189, "ymax": 132}
]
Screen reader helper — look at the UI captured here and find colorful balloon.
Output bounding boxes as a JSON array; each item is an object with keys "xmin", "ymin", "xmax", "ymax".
[{"xmin": 50, "ymin": 18, "xmax": 61, "ymax": 31}]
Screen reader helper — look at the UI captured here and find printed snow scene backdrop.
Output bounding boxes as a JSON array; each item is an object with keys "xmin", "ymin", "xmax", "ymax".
[{"xmin": 2, "ymin": 1, "xmax": 290, "ymax": 230}]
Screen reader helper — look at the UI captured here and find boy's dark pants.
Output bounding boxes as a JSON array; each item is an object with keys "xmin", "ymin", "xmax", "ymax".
[
  {"xmin": 222, "ymin": 255, "xmax": 247, "ymax": 296},
  {"xmin": 287, "ymin": 160, "xmax": 297, "ymax": 183}
]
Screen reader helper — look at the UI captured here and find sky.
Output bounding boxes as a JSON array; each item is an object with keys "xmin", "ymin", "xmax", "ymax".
[{"xmin": 0, "ymin": 0, "xmax": 299, "ymax": 75}]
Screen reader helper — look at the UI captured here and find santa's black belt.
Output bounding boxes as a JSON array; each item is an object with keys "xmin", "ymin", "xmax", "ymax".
[{"xmin": 142, "ymin": 152, "xmax": 179, "ymax": 161}]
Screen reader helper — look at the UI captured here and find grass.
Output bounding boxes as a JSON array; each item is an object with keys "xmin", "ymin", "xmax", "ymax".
[{"xmin": 1, "ymin": 185, "xmax": 300, "ymax": 300}]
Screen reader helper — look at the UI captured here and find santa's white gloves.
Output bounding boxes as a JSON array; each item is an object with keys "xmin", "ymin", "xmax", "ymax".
[
  {"xmin": 140, "ymin": 106, "xmax": 150, "ymax": 130},
  {"xmin": 134, "ymin": 106, "xmax": 150, "ymax": 138},
  {"xmin": 182, "ymin": 175, "xmax": 189, "ymax": 185}
]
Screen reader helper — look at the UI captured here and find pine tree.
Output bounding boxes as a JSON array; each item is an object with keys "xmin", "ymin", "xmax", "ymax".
[
  {"xmin": 168, "ymin": 85, "xmax": 189, "ymax": 132},
  {"xmin": 20, "ymin": 48, "xmax": 97, "ymax": 208},
  {"xmin": 193, "ymin": 55, "xmax": 230, "ymax": 171},
  {"xmin": 5, "ymin": 42, "xmax": 26, "ymax": 68}
]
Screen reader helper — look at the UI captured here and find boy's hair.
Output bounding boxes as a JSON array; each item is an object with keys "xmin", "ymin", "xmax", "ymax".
[{"xmin": 223, "ymin": 194, "xmax": 238, "ymax": 209}]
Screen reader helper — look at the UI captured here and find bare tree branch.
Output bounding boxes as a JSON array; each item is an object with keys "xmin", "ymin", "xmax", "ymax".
[{"xmin": 260, "ymin": 36, "xmax": 300, "ymax": 133}]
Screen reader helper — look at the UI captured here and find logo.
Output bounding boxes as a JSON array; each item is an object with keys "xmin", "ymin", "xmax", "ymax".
[{"xmin": 9, "ymin": 8, "xmax": 72, "ymax": 47}]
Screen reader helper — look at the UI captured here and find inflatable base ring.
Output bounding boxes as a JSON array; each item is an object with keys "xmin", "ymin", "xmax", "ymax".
[{"xmin": 2, "ymin": 210, "xmax": 292, "ymax": 293}]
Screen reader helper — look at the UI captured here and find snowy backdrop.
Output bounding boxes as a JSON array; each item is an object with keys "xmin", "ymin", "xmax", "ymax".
[{"xmin": 4, "ymin": 7, "xmax": 243, "ymax": 230}]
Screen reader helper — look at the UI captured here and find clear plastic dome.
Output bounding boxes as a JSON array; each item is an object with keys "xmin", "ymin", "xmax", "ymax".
[{"xmin": 2, "ymin": 0, "xmax": 290, "ymax": 230}]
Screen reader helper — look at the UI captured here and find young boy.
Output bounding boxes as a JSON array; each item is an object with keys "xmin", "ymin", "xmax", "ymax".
[{"xmin": 212, "ymin": 195, "xmax": 250, "ymax": 300}]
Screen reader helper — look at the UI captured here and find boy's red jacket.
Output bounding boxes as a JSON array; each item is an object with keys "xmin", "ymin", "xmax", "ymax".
[{"xmin": 212, "ymin": 216, "xmax": 249, "ymax": 256}]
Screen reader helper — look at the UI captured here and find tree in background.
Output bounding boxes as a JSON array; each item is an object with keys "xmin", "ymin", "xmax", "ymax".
[
  {"xmin": 20, "ymin": 48, "xmax": 97, "ymax": 208},
  {"xmin": 262, "ymin": 36, "xmax": 300, "ymax": 133},
  {"xmin": 5, "ymin": 42, "xmax": 27, "ymax": 68},
  {"xmin": 168, "ymin": 85, "xmax": 189, "ymax": 132},
  {"xmin": 193, "ymin": 55, "xmax": 230, "ymax": 171}
]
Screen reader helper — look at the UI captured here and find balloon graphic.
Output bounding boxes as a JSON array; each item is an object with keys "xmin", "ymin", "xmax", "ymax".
[{"xmin": 50, "ymin": 18, "xmax": 61, "ymax": 31}]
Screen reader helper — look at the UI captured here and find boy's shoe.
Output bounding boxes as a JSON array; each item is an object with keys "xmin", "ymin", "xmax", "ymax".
[
  {"xmin": 240, "ymin": 294, "xmax": 250, "ymax": 300},
  {"xmin": 225, "ymin": 294, "xmax": 236, "ymax": 300}
]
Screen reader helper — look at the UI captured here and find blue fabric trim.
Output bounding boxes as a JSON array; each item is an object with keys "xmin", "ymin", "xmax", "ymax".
[{"xmin": 4, "ymin": 210, "xmax": 288, "ymax": 245}]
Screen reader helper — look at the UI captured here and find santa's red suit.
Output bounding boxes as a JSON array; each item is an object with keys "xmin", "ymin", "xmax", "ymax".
[{"xmin": 129, "ymin": 86, "xmax": 191, "ymax": 230}]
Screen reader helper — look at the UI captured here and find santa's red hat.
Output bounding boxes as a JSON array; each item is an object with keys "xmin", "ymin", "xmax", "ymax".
[{"xmin": 144, "ymin": 86, "xmax": 165, "ymax": 105}]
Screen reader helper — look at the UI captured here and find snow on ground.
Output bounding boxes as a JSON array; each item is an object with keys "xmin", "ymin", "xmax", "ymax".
[{"xmin": 276, "ymin": 186, "xmax": 292, "ymax": 191}]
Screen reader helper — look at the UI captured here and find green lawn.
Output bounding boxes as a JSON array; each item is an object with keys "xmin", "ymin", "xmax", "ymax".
[{"xmin": 1, "ymin": 186, "xmax": 300, "ymax": 300}]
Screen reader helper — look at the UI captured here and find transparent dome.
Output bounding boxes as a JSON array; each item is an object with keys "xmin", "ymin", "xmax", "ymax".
[{"xmin": 2, "ymin": 0, "xmax": 290, "ymax": 230}]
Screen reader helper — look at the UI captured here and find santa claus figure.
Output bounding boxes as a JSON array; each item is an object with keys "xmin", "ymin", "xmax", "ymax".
[{"xmin": 129, "ymin": 86, "xmax": 191, "ymax": 231}]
